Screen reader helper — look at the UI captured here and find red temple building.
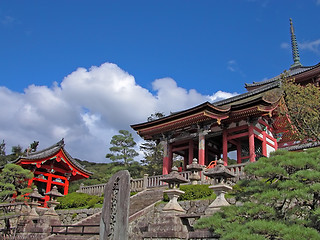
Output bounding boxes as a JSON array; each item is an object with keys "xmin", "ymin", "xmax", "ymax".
[
  {"xmin": 131, "ymin": 19, "xmax": 320, "ymax": 175},
  {"xmin": 13, "ymin": 139, "xmax": 92, "ymax": 206}
]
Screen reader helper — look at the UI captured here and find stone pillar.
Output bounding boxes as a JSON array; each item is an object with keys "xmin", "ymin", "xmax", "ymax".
[{"xmin": 143, "ymin": 174, "xmax": 148, "ymax": 190}]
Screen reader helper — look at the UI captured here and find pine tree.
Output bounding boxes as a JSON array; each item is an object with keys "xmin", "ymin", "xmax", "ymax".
[
  {"xmin": 140, "ymin": 112, "xmax": 165, "ymax": 175},
  {"xmin": 194, "ymin": 148, "xmax": 320, "ymax": 239},
  {"xmin": 140, "ymin": 140, "xmax": 163, "ymax": 175},
  {"xmin": 0, "ymin": 164, "xmax": 33, "ymax": 202},
  {"xmin": 106, "ymin": 130, "xmax": 138, "ymax": 166}
]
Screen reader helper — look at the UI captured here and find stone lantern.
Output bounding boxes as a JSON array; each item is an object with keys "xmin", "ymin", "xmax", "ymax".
[
  {"xmin": 187, "ymin": 158, "xmax": 204, "ymax": 185},
  {"xmin": 203, "ymin": 159, "xmax": 235, "ymax": 215},
  {"xmin": 27, "ymin": 188, "xmax": 44, "ymax": 219},
  {"xmin": 160, "ymin": 166, "xmax": 188, "ymax": 213},
  {"xmin": 44, "ymin": 186, "xmax": 63, "ymax": 217}
]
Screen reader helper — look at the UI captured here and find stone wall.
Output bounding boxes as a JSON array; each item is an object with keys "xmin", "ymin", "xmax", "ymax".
[
  {"xmin": 56, "ymin": 208, "xmax": 101, "ymax": 225},
  {"xmin": 128, "ymin": 199, "xmax": 216, "ymax": 240}
]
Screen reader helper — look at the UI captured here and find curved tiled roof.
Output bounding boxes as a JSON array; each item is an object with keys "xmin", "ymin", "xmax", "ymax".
[
  {"xmin": 214, "ymin": 80, "xmax": 280, "ymax": 107},
  {"xmin": 11, "ymin": 139, "xmax": 92, "ymax": 175},
  {"xmin": 245, "ymin": 63, "xmax": 320, "ymax": 89},
  {"xmin": 283, "ymin": 142, "xmax": 320, "ymax": 151}
]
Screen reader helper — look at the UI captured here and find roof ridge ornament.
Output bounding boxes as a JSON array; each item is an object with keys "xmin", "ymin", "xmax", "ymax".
[{"xmin": 290, "ymin": 18, "xmax": 302, "ymax": 69}]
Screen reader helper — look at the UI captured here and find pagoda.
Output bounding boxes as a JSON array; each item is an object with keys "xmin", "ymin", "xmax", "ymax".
[
  {"xmin": 12, "ymin": 139, "xmax": 92, "ymax": 207},
  {"xmin": 131, "ymin": 19, "xmax": 320, "ymax": 175}
]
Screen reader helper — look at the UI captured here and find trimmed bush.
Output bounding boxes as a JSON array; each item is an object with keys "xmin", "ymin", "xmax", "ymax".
[
  {"xmin": 56, "ymin": 192, "xmax": 103, "ymax": 209},
  {"xmin": 163, "ymin": 184, "xmax": 215, "ymax": 201}
]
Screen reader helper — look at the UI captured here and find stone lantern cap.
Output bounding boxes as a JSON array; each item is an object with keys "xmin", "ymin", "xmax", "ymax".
[
  {"xmin": 160, "ymin": 166, "xmax": 188, "ymax": 184},
  {"xmin": 28, "ymin": 188, "xmax": 44, "ymax": 199},
  {"xmin": 203, "ymin": 159, "xmax": 235, "ymax": 179},
  {"xmin": 45, "ymin": 185, "xmax": 64, "ymax": 198},
  {"xmin": 187, "ymin": 158, "xmax": 204, "ymax": 171}
]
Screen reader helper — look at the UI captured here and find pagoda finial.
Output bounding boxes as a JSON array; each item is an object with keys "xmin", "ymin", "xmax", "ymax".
[{"xmin": 289, "ymin": 18, "xmax": 302, "ymax": 69}]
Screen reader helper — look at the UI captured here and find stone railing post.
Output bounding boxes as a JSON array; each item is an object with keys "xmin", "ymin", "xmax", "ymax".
[
  {"xmin": 143, "ymin": 174, "xmax": 149, "ymax": 190},
  {"xmin": 77, "ymin": 183, "xmax": 84, "ymax": 193}
]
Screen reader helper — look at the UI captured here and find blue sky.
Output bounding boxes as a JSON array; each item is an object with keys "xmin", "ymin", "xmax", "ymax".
[{"xmin": 1, "ymin": 1, "xmax": 320, "ymax": 163}]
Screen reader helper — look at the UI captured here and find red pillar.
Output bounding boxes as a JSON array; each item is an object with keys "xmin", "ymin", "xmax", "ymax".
[
  {"xmin": 248, "ymin": 124, "xmax": 256, "ymax": 162},
  {"xmin": 27, "ymin": 178, "xmax": 33, "ymax": 187},
  {"xmin": 237, "ymin": 142, "xmax": 242, "ymax": 164},
  {"xmin": 198, "ymin": 133, "xmax": 205, "ymax": 166},
  {"xmin": 223, "ymin": 129, "xmax": 228, "ymax": 166},
  {"xmin": 162, "ymin": 140, "xmax": 169, "ymax": 175},
  {"xmin": 262, "ymin": 130, "xmax": 267, "ymax": 157},
  {"xmin": 169, "ymin": 144, "xmax": 173, "ymax": 172},
  {"xmin": 188, "ymin": 140, "xmax": 194, "ymax": 164},
  {"xmin": 44, "ymin": 175, "xmax": 52, "ymax": 207},
  {"xmin": 64, "ymin": 180, "xmax": 69, "ymax": 195}
]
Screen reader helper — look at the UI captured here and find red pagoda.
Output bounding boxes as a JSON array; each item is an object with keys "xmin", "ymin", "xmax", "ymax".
[
  {"xmin": 131, "ymin": 19, "xmax": 320, "ymax": 175},
  {"xmin": 13, "ymin": 139, "xmax": 92, "ymax": 207}
]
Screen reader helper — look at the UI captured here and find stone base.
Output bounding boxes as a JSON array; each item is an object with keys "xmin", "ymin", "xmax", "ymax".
[
  {"xmin": 162, "ymin": 202, "xmax": 186, "ymax": 214},
  {"xmin": 143, "ymin": 213, "xmax": 188, "ymax": 239},
  {"xmin": 17, "ymin": 214, "xmax": 61, "ymax": 235},
  {"xmin": 205, "ymin": 184, "xmax": 231, "ymax": 215}
]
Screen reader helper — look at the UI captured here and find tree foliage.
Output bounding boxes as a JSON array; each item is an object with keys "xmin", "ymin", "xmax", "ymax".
[
  {"xmin": 281, "ymin": 76, "xmax": 320, "ymax": 142},
  {"xmin": 147, "ymin": 112, "xmax": 165, "ymax": 122},
  {"xmin": 140, "ymin": 112, "xmax": 165, "ymax": 175},
  {"xmin": 0, "ymin": 164, "xmax": 33, "ymax": 202},
  {"xmin": 106, "ymin": 130, "xmax": 138, "ymax": 166},
  {"xmin": 0, "ymin": 140, "xmax": 40, "ymax": 166},
  {"xmin": 194, "ymin": 149, "xmax": 320, "ymax": 239},
  {"xmin": 11, "ymin": 145, "xmax": 23, "ymax": 156},
  {"xmin": 140, "ymin": 140, "xmax": 163, "ymax": 175},
  {"xmin": 0, "ymin": 140, "xmax": 6, "ymax": 166},
  {"xmin": 24, "ymin": 141, "xmax": 39, "ymax": 154}
]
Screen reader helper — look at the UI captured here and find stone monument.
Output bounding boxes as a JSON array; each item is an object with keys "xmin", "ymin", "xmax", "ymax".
[{"xmin": 100, "ymin": 170, "xmax": 130, "ymax": 240}]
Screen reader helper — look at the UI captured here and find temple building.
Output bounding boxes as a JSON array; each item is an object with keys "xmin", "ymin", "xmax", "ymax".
[
  {"xmin": 12, "ymin": 139, "xmax": 92, "ymax": 206},
  {"xmin": 131, "ymin": 19, "xmax": 320, "ymax": 175}
]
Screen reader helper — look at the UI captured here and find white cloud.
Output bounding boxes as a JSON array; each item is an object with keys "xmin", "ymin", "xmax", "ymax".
[
  {"xmin": 227, "ymin": 60, "xmax": 237, "ymax": 72},
  {"xmin": 1, "ymin": 16, "xmax": 15, "ymax": 26},
  {"xmin": 317, "ymin": 0, "xmax": 320, "ymax": 6},
  {"xmin": 209, "ymin": 90, "xmax": 238, "ymax": 102},
  {"xmin": 281, "ymin": 39, "xmax": 320, "ymax": 54},
  {"xmin": 0, "ymin": 63, "xmax": 237, "ymax": 163},
  {"xmin": 280, "ymin": 42, "xmax": 290, "ymax": 49},
  {"xmin": 299, "ymin": 39, "xmax": 320, "ymax": 54},
  {"xmin": 227, "ymin": 60, "xmax": 246, "ymax": 78}
]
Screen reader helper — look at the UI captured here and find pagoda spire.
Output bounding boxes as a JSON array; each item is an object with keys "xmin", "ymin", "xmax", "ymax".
[{"xmin": 289, "ymin": 18, "xmax": 302, "ymax": 69}]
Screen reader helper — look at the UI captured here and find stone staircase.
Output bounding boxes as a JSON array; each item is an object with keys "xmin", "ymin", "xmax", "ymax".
[{"xmin": 44, "ymin": 188, "xmax": 164, "ymax": 240}]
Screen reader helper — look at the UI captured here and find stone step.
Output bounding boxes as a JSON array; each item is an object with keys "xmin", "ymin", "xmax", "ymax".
[
  {"xmin": 47, "ymin": 188, "xmax": 164, "ymax": 240},
  {"xmin": 45, "ymin": 235, "xmax": 95, "ymax": 240},
  {"xmin": 129, "ymin": 188, "xmax": 164, "ymax": 216}
]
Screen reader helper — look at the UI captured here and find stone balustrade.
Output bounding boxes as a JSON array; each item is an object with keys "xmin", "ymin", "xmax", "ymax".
[
  {"xmin": 77, "ymin": 164, "xmax": 247, "ymax": 196},
  {"xmin": 226, "ymin": 163, "xmax": 248, "ymax": 181}
]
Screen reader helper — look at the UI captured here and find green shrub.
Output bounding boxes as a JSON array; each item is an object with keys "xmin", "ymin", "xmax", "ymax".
[
  {"xmin": 87, "ymin": 198, "xmax": 99, "ymax": 208},
  {"xmin": 56, "ymin": 192, "xmax": 103, "ymax": 209},
  {"xmin": 163, "ymin": 184, "xmax": 214, "ymax": 201},
  {"xmin": 130, "ymin": 191, "xmax": 137, "ymax": 196}
]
